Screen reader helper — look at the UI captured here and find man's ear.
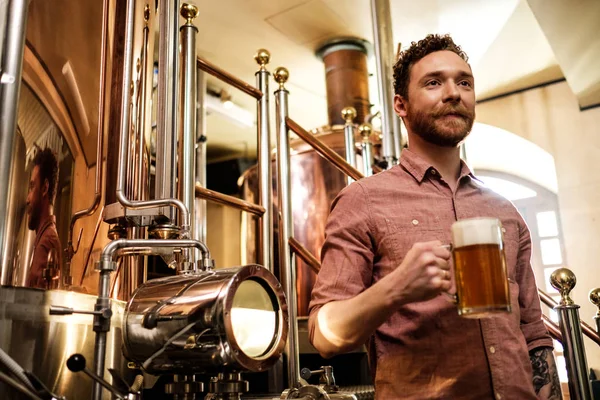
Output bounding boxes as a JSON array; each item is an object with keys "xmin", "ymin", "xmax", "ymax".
[
  {"xmin": 394, "ymin": 94, "xmax": 408, "ymax": 118},
  {"xmin": 42, "ymin": 179, "xmax": 49, "ymax": 199}
]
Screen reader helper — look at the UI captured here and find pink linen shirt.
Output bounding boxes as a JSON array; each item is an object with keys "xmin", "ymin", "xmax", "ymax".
[{"xmin": 308, "ymin": 149, "xmax": 553, "ymax": 400}]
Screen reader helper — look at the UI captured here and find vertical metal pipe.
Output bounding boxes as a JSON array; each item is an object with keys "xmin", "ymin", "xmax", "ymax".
[
  {"xmin": 370, "ymin": 0, "xmax": 399, "ymax": 167},
  {"xmin": 342, "ymin": 107, "xmax": 357, "ymax": 185},
  {"xmin": 255, "ymin": 50, "xmax": 273, "ymax": 272},
  {"xmin": 274, "ymin": 68, "xmax": 300, "ymax": 389},
  {"xmin": 550, "ymin": 269, "xmax": 592, "ymax": 400},
  {"xmin": 0, "ymin": 0, "xmax": 29, "ymax": 270},
  {"xmin": 155, "ymin": 0, "xmax": 180, "ymax": 221},
  {"xmin": 194, "ymin": 69, "xmax": 207, "ymax": 243},
  {"xmin": 360, "ymin": 124, "xmax": 374, "ymax": 177},
  {"xmin": 555, "ymin": 306, "xmax": 592, "ymax": 400},
  {"xmin": 92, "ymin": 266, "xmax": 112, "ymax": 400},
  {"xmin": 179, "ymin": 4, "xmax": 198, "ymax": 244},
  {"xmin": 114, "ymin": 0, "xmax": 190, "ymax": 234}
]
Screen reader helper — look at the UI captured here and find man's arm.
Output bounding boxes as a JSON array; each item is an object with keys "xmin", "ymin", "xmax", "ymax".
[
  {"xmin": 311, "ymin": 241, "xmax": 451, "ymax": 358},
  {"xmin": 529, "ymin": 347, "xmax": 562, "ymax": 400}
]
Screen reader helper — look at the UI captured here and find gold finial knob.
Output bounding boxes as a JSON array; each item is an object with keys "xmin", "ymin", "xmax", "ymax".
[
  {"xmin": 590, "ymin": 288, "xmax": 600, "ymax": 316},
  {"xmin": 144, "ymin": 4, "xmax": 150, "ymax": 22},
  {"xmin": 359, "ymin": 123, "xmax": 372, "ymax": 140},
  {"xmin": 273, "ymin": 67, "xmax": 289, "ymax": 89},
  {"xmin": 341, "ymin": 107, "xmax": 357, "ymax": 124},
  {"xmin": 550, "ymin": 268, "xmax": 576, "ymax": 306},
  {"xmin": 180, "ymin": 3, "xmax": 198, "ymax": 24},
  {"xmin": 254, "ymin": 49, "xmax": 270, "ymax": 70}
]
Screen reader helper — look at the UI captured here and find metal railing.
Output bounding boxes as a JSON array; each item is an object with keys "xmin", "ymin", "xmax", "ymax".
[{"xmin": 195, "ymin": 51, "xmax": 273, "ymax": 273}]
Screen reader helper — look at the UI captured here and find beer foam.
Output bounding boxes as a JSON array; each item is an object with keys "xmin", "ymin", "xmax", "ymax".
[{"xmin": 451, "ymin": 217, "xmax": 502, "ymax": 248}]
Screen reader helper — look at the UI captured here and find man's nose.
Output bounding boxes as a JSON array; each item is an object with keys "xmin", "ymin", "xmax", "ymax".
[{"xmin": 442, "ymin": 82, "xmax": 460, "ymax": 103}]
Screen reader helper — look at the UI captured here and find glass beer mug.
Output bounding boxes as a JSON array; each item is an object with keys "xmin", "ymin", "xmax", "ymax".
[{"xmin": 448, "ymin": 217, "xmax": 511, "ymax": 318}]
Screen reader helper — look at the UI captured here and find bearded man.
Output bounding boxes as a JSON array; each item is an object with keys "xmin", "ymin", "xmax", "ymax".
[
  {"xmin": 26, "ymin": 148, "xmax": 62, "ymax": 289},
  {"xmin": 308, "ymin": 34, "xmax": 561, "ymax": 399}
]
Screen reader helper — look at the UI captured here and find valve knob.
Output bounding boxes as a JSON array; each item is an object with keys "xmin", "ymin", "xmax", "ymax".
[{"xmin": 67, "ymin": 353, "xmax": 86, "ymax": 372}]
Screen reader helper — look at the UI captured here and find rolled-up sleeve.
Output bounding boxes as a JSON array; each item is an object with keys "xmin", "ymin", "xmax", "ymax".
[
  {"xmin": 308, "ymin": 182, "xmax": 375, "ymax": 340},
  {"xmin": 516, "ymin": 215, "xmax": 554, "ymax": 351}
]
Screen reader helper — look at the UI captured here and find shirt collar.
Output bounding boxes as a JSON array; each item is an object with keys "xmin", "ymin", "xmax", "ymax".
[{"xmin": 399, "ymin": 148, "xmax": 480, "ymax": 184}]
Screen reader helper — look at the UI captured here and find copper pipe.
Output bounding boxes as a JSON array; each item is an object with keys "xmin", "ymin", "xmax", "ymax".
[
  {"xmin": 196, "ymin": 57, "xmax": 262, "ymax": 99},
  {"xmin": 286, "ymin": 117, "xmax": 364, "ymax": 181},
  {"xmin": 542, "ymin": 314, "xmax": 562, "ymax": 342},
  {"xmin": 195, "ymin": 184, "xmax": 265, "ymax": 216},
  {"xmin": 78, "ymin": 206, "xmax": 105, "ymax": 287},
  {"xmin": 67, "ymin": 0, "xmax": 109, "ymax": 255},
  {"xmin": 289, "ymin": 237, "xmax": 321, "ymax": 275},
  {"xmin": 539, "ymin": 289, "xmax": 600, "ymax": 346}
]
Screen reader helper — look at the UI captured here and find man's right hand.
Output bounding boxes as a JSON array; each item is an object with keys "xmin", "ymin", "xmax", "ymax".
[{"xmin": 388, "ymin": 240, "xmax": 452, "ymax": 306}]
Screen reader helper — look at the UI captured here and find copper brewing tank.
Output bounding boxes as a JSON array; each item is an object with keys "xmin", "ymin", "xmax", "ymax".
[{"xmin": 241, "ymin": 38, "xmax": 381, "ymax": 316}]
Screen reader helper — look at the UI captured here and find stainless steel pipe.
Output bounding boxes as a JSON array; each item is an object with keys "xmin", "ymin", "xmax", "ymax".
[
  {"xmin": 342, "ymin": 107, "xmax": 357, "ymax": 184},
  {"xmin": 274, "ymin": 67, "xmax": 301, "ymax": 389},
  {"xmin": 179, "ymin": 4, "xmax": 198, "ymax": 243},
  {"xmin": 370, "ymin": 0, "xmax": 400, "ymax": 166},
  {"xmin": 255, "ymin": 50, "xmax": 274, "ymax": 272},
  {"xmin": 154, "ymin": 0, "xmax": 181, "ymax": 223},
  {"xmin": 0, "ymin": 0, "xmax": 29, "ymax": 272},
  {"xmin": 550, "ymin": 268, "xmax": 592, "ymax": 400},
  {"xmin": 360, "ymin": 124, "xmax": 374, "ymax": 177},
  {"xmin": 116, "ymin": 0, "xmax": 190, "ymax": 234}
]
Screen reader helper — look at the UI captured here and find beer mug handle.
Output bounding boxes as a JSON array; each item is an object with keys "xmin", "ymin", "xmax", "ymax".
[{"xmin": 440, "ymin": 244, "xmax": 458, "ymax": 305}]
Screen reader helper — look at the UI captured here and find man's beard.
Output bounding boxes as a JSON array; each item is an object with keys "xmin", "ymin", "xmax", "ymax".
[
  {"xmin": 28, "ymin": 206, "xmax": 40, "ymax": 231},
  {"xmin": 407, "ymin": 102, "xmax": 475, "ymax": 147}
]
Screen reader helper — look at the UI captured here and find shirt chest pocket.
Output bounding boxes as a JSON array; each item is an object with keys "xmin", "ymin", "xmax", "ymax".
[{"xmin": 381, "ymin": 216, "xmax": 450, "ymax": 268}]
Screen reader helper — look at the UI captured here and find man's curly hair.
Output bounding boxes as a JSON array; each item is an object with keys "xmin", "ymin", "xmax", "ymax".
[
  {"xmin": 393, "ymin": 34, "xmax": 468, "ymax": 100},
  {"xmin": 33, "ymin": 147, "xmax": 59, "ymax": 205}
]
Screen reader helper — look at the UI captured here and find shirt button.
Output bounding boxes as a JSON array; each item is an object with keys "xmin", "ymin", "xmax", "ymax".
[
  {"xmin": 430, "ymin": 169, "xmax": 437, "ymax": 175},
  {"xmin": 489, "ymin": 346, "xmax": 496, "ymax": 354},
  {"xmin": 495, "ymin": 393, "xmax": 502, "ymax": 400},
  {"xmin": 501, "ymin": 227, "xmax": 506, "ymax": 233},
  {"xmin": 412, "ymin": 219, "xmax": 419, "ymax": 225}
]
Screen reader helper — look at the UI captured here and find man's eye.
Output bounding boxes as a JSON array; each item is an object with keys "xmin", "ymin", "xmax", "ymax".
[
  {"xmin": 426, "ymin": 80, "xmax": 440, "ymax": 86},
  {"xmin": 459, "ymin": 81, "xmax": 472, "ymax": 87}
]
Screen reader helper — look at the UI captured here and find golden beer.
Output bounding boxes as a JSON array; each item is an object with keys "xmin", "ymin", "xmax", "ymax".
[{"xmin": 450, "ymin": 218, "xmax": 511, "ymax": 318}]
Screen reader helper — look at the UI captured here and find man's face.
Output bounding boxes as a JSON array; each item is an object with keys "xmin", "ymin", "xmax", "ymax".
[
  {"xmin": 26, "ymin": 166, "xmax": 44, "ymax": 230},
  {"xmin": 395, "ymin": 50, "xmax": 476, "ymax": 147}
]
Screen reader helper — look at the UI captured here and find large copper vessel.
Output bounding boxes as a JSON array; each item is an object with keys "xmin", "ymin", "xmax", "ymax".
[{"xmin": 242, "ymin": 39, "xmax": 381, "ymax": 316}]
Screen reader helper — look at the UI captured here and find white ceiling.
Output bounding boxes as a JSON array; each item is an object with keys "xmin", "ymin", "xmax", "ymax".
[{"xmin": 185, "ymin": 0, "xmax": 569, "ymax": 162}]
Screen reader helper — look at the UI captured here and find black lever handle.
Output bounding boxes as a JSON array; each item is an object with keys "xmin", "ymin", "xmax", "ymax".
[{"xmin": 66, "ymin": 354, "xmax": 126, "ymax": 399}]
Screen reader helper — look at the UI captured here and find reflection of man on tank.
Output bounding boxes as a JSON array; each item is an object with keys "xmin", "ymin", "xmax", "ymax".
[{"xmin": 26, "ymin": 148, "xmax": 62, "ymax": 289}]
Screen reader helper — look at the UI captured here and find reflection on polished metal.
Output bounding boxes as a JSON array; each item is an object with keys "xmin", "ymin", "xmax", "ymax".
[
  {"xmin": 179, "ymin": 3, "xmax": 198, "ymax": 245},
  {"xmin": 0, "ymin": 0, "xmax": 29, "ymax": 271},
  {"xmin": 275, "ymin": 67, "xmax": 301, "ymax": 389},
  {"xmin": 342, "ymin": 106, "xmax": 357, "ymax": 184},
  {"xmin": 590, "ymin": 288, "xmax": 600, "ymax": 333},
  {"xmin": 255, "ymin": 48, "xmax": 274, "ymax": 272},
  {"xmin": 66, "ymin": 0, "xmax": 111, "ymax": 288},
  {"xmin": 287, "ymin": 117, "xmax": 364, "ymax": 182},
  {"xmin": 197, "ymin": 57, "xmax": 262, "ymax": 99},
  {"xmin": 550, "ymin": 268, "xmax": 593, "ymax": 400},
  {"xmin": 195, "ymin": 68, "xmax": 207, "ymax": 243},
  {"xmin": 370, "ymin": 0, "xmax": 400, "ymax": 166},
  {"xmin": 0, "ymin": 287, "xmax": 125, "ymax": 400},
  {"xmin": 123, "ymin": 265, "xmax": 287, "ymax": 374},
  {"xmin": 165, "ymin": 375, "xmax": 204, "ymax": 398},
  {"xmin": 196, "ymin": 184, "xmax": 265, "ymax": 216},
  {"xmin": 359, "ymin": 124, "xmax": 374, "ymax": 177},
  {"xmin": 155, "ymin": 0, "xmax": 181, "ymax": 223}
]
